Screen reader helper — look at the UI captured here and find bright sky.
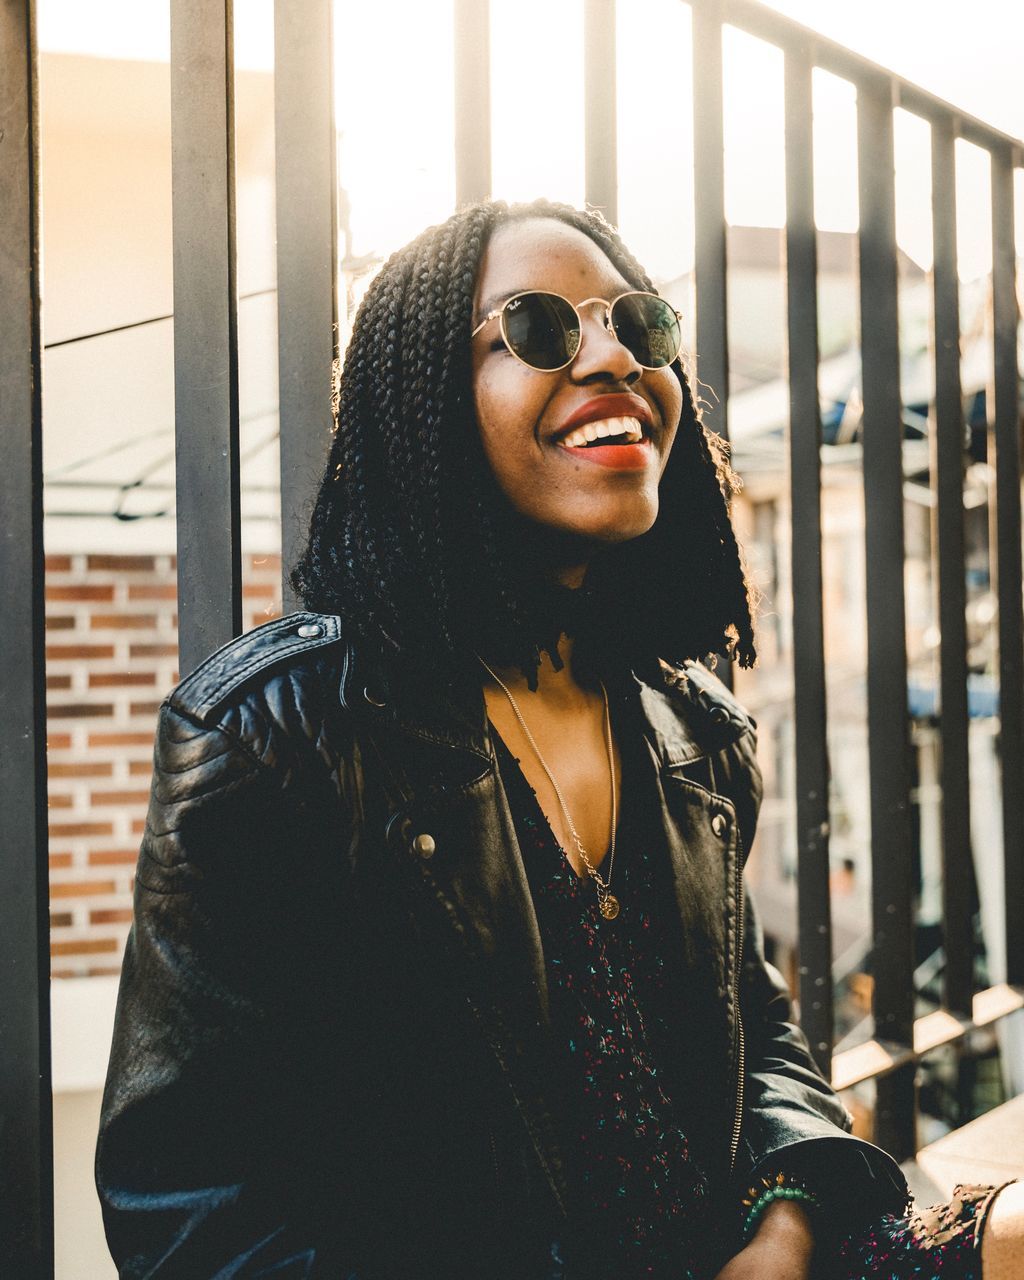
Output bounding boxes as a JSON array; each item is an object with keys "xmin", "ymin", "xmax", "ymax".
[{"xmin": 38, "ymin": 0, "xmax": 1024, "ymax": 284}]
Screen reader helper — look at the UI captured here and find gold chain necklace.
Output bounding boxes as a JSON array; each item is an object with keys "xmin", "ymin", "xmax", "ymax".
[{"xmin": 478, "ymin": 657, "xmax": 620, "ymax": 920}]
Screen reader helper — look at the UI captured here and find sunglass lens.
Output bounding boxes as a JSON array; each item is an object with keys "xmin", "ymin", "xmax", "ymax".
[
  {"xmin": 503, "ymin": 292, "xmax": 581, "ymax": 370},
  {"xmin": 611, "ymin": 294, "xmax": 681, "ymax": 368}
]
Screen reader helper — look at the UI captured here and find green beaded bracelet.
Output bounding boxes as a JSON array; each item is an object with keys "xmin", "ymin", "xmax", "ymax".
[{"xmin": 741, "ymin": 1172, "xmax": 819, "ymax": 1244}]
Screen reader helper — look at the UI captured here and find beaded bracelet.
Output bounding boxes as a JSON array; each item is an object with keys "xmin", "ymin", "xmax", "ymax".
[{"xmin": 741, "ymin": 1170, "xmax": 819, "ymax": 1244}]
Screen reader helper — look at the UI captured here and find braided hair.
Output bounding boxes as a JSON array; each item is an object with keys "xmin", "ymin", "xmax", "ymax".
[{"xmin": 290, "ymin": 198, "xmax": 757, "ymax": 688}]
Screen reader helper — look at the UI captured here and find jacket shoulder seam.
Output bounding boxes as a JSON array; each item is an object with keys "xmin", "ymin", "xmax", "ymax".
[{"xmin": 168, "ymin": 611, "xmax": 344, "ymax": 725}]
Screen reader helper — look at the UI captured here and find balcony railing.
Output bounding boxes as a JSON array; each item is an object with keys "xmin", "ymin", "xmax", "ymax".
[{"xmin": 2, "ymin": 0, "xmax": 1022, "ymax": 1274}]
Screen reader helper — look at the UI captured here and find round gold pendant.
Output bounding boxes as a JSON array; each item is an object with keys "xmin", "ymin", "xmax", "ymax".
[{"xmin": 599, "ymin": 893, "xmax": 620, "ymax": 920}]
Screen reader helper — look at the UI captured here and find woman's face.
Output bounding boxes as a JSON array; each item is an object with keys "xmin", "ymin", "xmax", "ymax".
[{"xmin": 470, "ymin": 217, "xmax": 682, "ymax": 559}]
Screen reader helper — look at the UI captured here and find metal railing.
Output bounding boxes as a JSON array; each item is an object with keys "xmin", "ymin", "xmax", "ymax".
[{"xmin": 2, "ymin": 0, "xmax": 1022, "ymax": 1273}]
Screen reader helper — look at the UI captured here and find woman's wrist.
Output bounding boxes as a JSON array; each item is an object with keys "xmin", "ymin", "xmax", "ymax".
[
  {"xmin": 740, "ymin": 1171, "xmax": 819, "ymax": 1247},
  {"xmin": 751, "ymin": 1197, "xmax": 816, "ymax": 1257}
]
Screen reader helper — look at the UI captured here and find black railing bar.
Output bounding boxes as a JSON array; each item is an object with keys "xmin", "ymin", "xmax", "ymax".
[
  {"xmin": 990, "ymin": 145, "xmax": 1024, "ymax": 987},
  {"xmin": 274, "ymin": 0, "xmax": 338, "ymax": 615},
  {"xmin": 857, "ymin": 76, "xmax": 917, "ymax": 1160},
  {"xmin": 714, "ymin": 0, "xmax": 1024, "ymax": 156},
  {"xmin": 584, "ymin": 0, "xmax": 618, "ymax": 224},
  {"xmin": 691, "ymin": 0, "xmax": 729, "ymax": 443},
  {"xmin": 453, "ymin": 0, "xmax": 491, "ymax": 206},
  {"xmin": 169, "ymin": 0, "xmax": 243, "ymax": 677},
  {"xmin": 784, "ymin": 39, "xmax": 833, "ymax": 1077},
  {"xmin": 43, "ymin": 287, "xmax": 278, "ymax": 351},
  {"xmin": 930, "ymin": 117, "xmax": 974, "ymax": 1018},
  {"xmin": 0, "ymin": 2, "xmax": 54, "ymax": 1275}
]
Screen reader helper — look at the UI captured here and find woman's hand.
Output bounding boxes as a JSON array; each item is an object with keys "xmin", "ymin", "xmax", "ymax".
[{"xmin": 711, "ymin": 1198, "xmax": 816, "ymax": 1280}]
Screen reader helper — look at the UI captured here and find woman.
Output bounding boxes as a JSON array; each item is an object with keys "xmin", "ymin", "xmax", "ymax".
[{"xmin": 96, "ymin": 199, "xmax": 1017, "ymax": 1279}]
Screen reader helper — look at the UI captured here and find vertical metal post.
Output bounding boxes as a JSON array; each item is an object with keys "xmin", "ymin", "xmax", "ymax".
[
  {"xmin": 692, "ymin": 0, "xmax": 729, "ymax": 440},
  {"xmin": 584, "ymin": 0, "xmax": 617, "ymax": 224},
  {"xmin": 0, "ymin": 3, "xmax": 54, "ymax": 1275},
  {"xmin": 274, "ymin": 0, "xmax": 339, "ymax": 613},
  {"xmin": 784, "ymin": 41, "xmax": 833, "ymax": 1077},
  {"xmin": 170, "ymin": 0, "xmax": 242, "ymax": 677},
  {"xmin": 990, "ymin": 145, "xmax": 1024, "ymax": 984},
  {"xmin": 454, "ymin": 0, "xmax": 491, "ymax": 206},
  {"xmin": 930, "ymin": 118, "xmax": 973, "ymax": 1016},
  {"xmin": 857, "ymin": 77, "xmax": 916, "ymax": 1159}
]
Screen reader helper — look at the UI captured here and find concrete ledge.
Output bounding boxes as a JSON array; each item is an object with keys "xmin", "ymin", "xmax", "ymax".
[{"xmin": 901, "ymin": 1093, "xmax": 1024, "ymax": 1202}]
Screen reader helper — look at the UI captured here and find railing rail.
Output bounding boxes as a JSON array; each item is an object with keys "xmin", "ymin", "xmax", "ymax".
[{"xmin": 3, "ymin": 0, "xmax": 1023, "ymax": 1271}]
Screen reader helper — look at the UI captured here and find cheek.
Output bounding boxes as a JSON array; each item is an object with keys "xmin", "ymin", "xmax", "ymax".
[{"xmin": 473, "ymin": 366, "xmax": 546, "ymax": 472}]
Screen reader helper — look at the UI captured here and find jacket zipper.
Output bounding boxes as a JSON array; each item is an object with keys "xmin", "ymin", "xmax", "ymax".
[
  {"xmin": 489, "ymin": 1125, "xmax": 501, "ymax": 1193},
  {"xmin": 728, "ymin": 826, "xmax": 746, "ymax": 1177}
]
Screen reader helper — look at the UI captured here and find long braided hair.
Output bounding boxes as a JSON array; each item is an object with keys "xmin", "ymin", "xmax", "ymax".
[{"xmin": 290, "ymin": 198, "xmax": 757, "ymax": 688}]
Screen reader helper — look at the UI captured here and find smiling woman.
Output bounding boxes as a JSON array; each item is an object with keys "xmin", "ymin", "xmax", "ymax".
[{"xmin": 95, "ymin": 199, "xmax": 1017, "ymax": 1279}]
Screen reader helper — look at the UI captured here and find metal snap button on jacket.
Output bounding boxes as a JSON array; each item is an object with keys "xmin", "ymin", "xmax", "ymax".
[
  {"xmin": 412, "ymin": 833, "xmax": 436, "ymax": 859},
  {"xmin": 296, "ymin": 623, "xmax": 323, "ymax": 638},
  {"xmin": 711, "ymin": 812, "xmax": 729, "ymax": 838}
]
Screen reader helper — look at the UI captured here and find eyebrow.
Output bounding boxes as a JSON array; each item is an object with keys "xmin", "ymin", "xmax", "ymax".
[
  {"xmin": 474, "ymin": 291, "xmax": 516, "ymax": 325},
  {"xmin": 473, "ymin": 284, "xmax": 632, "ymax": 327}
]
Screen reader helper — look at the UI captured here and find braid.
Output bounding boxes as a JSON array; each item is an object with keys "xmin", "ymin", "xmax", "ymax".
[{"xmin": 290, "ymin": 197, "xmax": 758, "ymax": 683}]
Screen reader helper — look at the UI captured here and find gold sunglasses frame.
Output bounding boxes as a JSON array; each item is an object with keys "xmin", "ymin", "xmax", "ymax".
[{"xmin": 470, "ymin": 289, "xmax": 684, "ymax": 372}]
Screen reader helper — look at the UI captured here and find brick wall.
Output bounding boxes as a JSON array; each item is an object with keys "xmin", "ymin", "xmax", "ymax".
[{"xmin": 45, "ymin": 552, "xmax": 283, "ymax": 977}]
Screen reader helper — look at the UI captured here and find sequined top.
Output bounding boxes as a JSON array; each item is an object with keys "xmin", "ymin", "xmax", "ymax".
[{"xmin": 491, "ymin": 702, "xmax": 1009, "ymax": 1280}]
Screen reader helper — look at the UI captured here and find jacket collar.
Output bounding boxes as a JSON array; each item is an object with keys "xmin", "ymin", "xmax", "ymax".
[{"xmin": 340, "ymin": 637, "xmax": 721, "ymax": 778}]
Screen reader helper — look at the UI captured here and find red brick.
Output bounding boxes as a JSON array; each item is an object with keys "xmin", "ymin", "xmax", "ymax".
[
  {"xmin": 47, "ymin": 702, "xmax": 114, "ymax": 719},
  {"xmin": 131, "ymin": 818, "xmax": 147, "ymax": 835},
  {"xmin": 51, "ymin": 938, "xmax": 118, "ymax": 956},
  {"xmin": 90, "ymin": 908, "xmax": 133, "ymax": 925},
  {"xmin": 87, "ymin": 554, "xmax": 156, "ymax": 571},
  {"xmin": 49, "ymin": 761, "xmax": 114, "ymax": 778},
  {"xmin": 85, "ymin": 965, "xmax": 124, "ymax": 977},
  {"xmin": 48, "ymin": 820, "xmax": 113, "ymax": 838},
  {"xmin": 90, "ymin": 613, "xmax": 158, "ymax": 630},
  {"xmin": 129, "ymin": 760, "xmax": 153, "ymax": 776},
  {"xmin": 45, "ymin": 555, "xmax": 73, "ymax": 572},
  {"xmin": 50, "ymin": 879, "xmax": 116, "ymax": 898},
  {"xmin": 49, "ymin": 853, "xmax": 73, "ymax": 869},
  {"xmin": 129, "ymin": 643, "xmax": 178, "ymax": 658},
  {"xmin": 45, "ymin": 615, "xmax": 76, "ymax": 631},
  {"xmin": 46, "ymin": 674, "xmax": 72, "ymax": 690},
  {"xmin": 130, "ymin": 701, "xmax": 162, "ymax": 717},
  {"xmin": 50, "ymin": 912, "xmax": 73, "ymax": 928},
  {"xmin": 128, "ymin": 583, "xmax": 178, "ymax": 601},
  {"xmin": 46, "ymin": 733, "xmax": 73, "ymax": 750},
  {"xmin": 46, "ymin": 643, "xmax": 116, "ymax": 660},
  {"xmin": 88, "ymin": 849, "xmax": 138, "ymax": 866},
  {"xmin": 45, "ymin": 584, "xmax": 115, "ymax": 602},
  {"xmin": 47, "ymin": 794, "xmax": 73, "ymax": 809},
  {"xmin": 242, "ymin": 581, "xmax": 277, "ymax": 598},
  {"xmin": 89, "ymin": 671, "xmax": 157, "ymax": 688},
  {"xmin": 90, "ymin": 789, "xmax": 150, "ymax": 806},
  {"xmin": 88, "ymin": 731, "xmax": 155, "ymax": 747}
]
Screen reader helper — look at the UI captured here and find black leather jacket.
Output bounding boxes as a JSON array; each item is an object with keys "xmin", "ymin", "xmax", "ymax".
[{"xmin": 96, "ymin": 611, "xmax": 907, "ymax": 1279}]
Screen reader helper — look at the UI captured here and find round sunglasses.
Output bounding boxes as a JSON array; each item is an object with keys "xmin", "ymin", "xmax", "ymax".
[{"xmin": 471, "ymin": 289, "xmax": 683, "ymax": 372}]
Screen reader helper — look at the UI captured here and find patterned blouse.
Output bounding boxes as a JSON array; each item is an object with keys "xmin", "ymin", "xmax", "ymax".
[{"xmin": 491, "ymin": 704, "xmax": 1010, "ymax": 1280}]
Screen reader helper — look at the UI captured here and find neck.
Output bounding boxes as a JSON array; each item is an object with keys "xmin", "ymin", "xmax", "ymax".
[{"xmin": 481, "ymin": 634, "xmax": 593, "ymax": 708}]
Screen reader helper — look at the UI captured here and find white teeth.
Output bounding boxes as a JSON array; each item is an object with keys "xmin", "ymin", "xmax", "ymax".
[{"xmin": 560, "ymin": 416, "xmax": 645, "ymax": 449}]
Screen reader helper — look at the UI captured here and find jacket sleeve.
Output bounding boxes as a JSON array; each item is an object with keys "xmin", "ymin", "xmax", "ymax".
[
  {"xmin": 715, "ymin": 728, "xmax": 910, "ymax": 1240},
  {"xmin": 95, "ymin": 701, "xmax": 372, "ymax": 1279}
]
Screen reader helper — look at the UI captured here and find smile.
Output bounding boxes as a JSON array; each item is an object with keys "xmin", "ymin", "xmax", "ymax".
[{"xmin": 556, "ymin": 417, "xmax": 653, "ymax": 471}]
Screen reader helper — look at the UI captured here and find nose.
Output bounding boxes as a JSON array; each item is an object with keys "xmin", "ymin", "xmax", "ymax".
[{"xmin": 570, "ymin": 301, "xmax": 643, "ymax": 386}]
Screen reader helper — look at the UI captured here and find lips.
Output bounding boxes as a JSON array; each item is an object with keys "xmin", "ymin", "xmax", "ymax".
[{"xmin": 552, "ymin": 393, "xmax": 654, "ymax": 445}]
